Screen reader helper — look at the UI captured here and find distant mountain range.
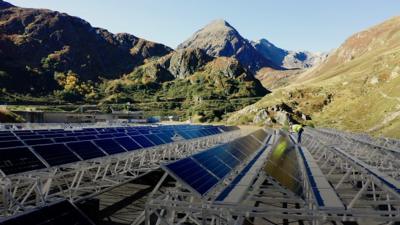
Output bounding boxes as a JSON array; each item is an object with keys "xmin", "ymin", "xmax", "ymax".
[
  {"xmin": 252, "ymin": 39, "xmax": 327, "ymax": 69},
  {"xmin": 229, "ymin": 16, "xmax": 400, "ymax": 138}
]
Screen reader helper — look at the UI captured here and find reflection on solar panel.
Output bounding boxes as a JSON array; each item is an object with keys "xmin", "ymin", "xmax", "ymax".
[
  {"xmin": 67, "ymin": 141, "xmax": 106, "ymax": 160},
  {"xmin": 114, "ymin": 137, "xmax": 142, "ymax": 151},
  {"xmin": 131, "ymin": 135, "xmax": 154, "ymax": 148},
  {"xmin": 33, "ymin": 144, "xmax": 81, "ymax": 166},
  {"xmin": 94, "ymin": 139, "xmax": 126, "ymax": 155},
  {"xmin": 156, "ymin": 133, "xmax": 173, "ymax": 143},
  {"xmin": 146, "ymin": 134, "xmax": 165, "ymax": 145},
  {"xmin": 251, "ymin": 129, "xmax": 268, "ymax": 142},
  {"xmin": 165, "ymin": 158, "xmax": 219, "ymax": 195},
  {"xmin": 163, "ymin": 129, "xmax": 266, "ymax": 197},
  {"xmin": 0, "ymin": 147, "xmax": 47, "ymax": 175}
]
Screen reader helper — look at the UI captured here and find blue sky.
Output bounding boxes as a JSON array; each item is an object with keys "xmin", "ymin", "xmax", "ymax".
[{"xmin": 7, "ymin": 0, "xmax": 400, "ymax": 52}]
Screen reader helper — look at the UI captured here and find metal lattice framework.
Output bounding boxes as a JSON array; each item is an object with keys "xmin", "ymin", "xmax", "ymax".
[
  {"xmin": 0, "ymin": 129, "xmax": 242, "ymax": 218},
  {"xmin": 143, "ymin": 129, "xmax": 400, "ymax": 225}
]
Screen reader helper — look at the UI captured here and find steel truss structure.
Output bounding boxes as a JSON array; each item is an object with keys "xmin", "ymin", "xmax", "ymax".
[
  {"xmin": 144, "ymin": 129, "xmax": 400, "ymax": 225},
  {"xmin": 0, "ymin": 129, "xmax": 241, "ymax": 219}
]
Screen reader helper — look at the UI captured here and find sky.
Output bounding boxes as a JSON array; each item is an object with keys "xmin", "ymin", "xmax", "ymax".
[{"xmin": 7, "ymin": 0, "xmax": 400, "ymax": 52}]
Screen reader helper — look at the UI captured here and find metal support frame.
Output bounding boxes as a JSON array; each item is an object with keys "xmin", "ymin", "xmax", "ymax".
[
  {"xmin": 0, "ymin": 130, "xmax": 242, "ymax": 219},
  {"xmin": 144, "ymin": 129, "xmax": 400, "ymax": 225}
]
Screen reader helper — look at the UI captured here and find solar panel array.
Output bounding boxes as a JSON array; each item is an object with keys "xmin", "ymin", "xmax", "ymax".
[
  {"xmin": 0, "ymin": 125, "xmax": 237, "ymax": 176},
  {"xmin": 163, "ymin": 129, "xmax": 269, "ymax": 196}
]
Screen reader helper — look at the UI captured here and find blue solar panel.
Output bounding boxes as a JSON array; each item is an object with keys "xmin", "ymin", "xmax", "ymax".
[
  {"xmin": 25, "ymin": 139, "xmax": 54, "ymax": 146},
  {"xmin": 67, "ymin": 141, "xmax": 106, "ymax": 160},
  {"xmin": 138, "ymin": 130, "xmax": 151, "ymax": 135},
  {"xmin": 54, "ymin": 137, "xmax": 78, "ymax": 143},
  {"xmin": 0, "ymin": 136, "xmax": 18, "ymax": 142},
  {"xmin": 145, "ymin": 134, "xmax": 165, "ymax": 145},
  {"xmin": 43, "ymin": 134, "xmax": 65, "ymax": 138},
  {"xmin": 112, "ymin": 133, "xmax": 127, "ymax": 137},
  {"xmin": 165, "ymin": 158, "xmax": 219, "ymax": 196},
  {"xmin": 225, "ymin": 145, "xmax": 247, "ymax": 161},
  {"xmin": 0, "ymin": 140, "xmax": 25, "ymax": 148},
  {"xmin": 96, "ymin": 134, "xmax": 113, "ymax": 139},
  {"xmin": 156, "ymin": 133, "xmax": 173, "ymax": 143},
  {"xmin": 193, "ymin": 155, "xmax": 231, "ymax": 179},
  {"xmin": 19, "ymin": 135, "xmax": 44, "ymax": 140},
  {"xmin": 0, "ymin": 147, "xmax": 47, "ymax": 175},
  {"xmin": 94, "ymin": 139, "xmax": 126, "ymax": 155},
  {"xmin": 77, "ymin": 135, "xmax": 97, "ymax": 141},
  {"xmin": 130, "ymin": 135, "xmax": 154, "ymax": 148},
  {"xmin": 33, "ymin": 144, "xmax": 81, "ymax": 166},
  {"xmin": 114, "ymin": 137, "xmax": 142, "ymax": 151},
  {"xmin": 177, "ymin": 131, "xmax": 192, "ymax": 140}
]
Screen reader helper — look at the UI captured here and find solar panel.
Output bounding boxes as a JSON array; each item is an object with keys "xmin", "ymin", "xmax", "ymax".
[
  {"xmin": 44, "ymin": 134, "xmax": 65, "ymax": 138},
  {"xmin": 25, "ymin": 139, "xmax": 54, "ymax": 146},
  {"xmin": 0, "ymin": 147, "xmax": 47, "ymax": 175},
  {"xmin": 193, "ymin": 154, "xmax": 231, "ymax": 179},
  {"xmin": 77, "ymin": 135, "xmax": 97, "ymax": 141},
  {"xmin": 130, "ymin": 135, "xmax": 155, "ymax": 148},
  {"xmin": 156, "ymin": 133, "xmax": 173, "ymax": 144},
  {"xmin": 138, "ymin": 130, "xmax": 151, "ymax": 135},
  {"xmin": 251, "ymin": 129, "xmax": 268, "ymax": 142},
  {"xmin": 112, "ymin": 133, "xmax": 127, "ymax": 137},
  {"xmin": 54, "ymin": 137, "xmax": 78, "ymax": 143},
  {"xmin": 94, "ymin": 139, "xmax": 126, "ymax": 155},
  {"xmin": 19, "ymin": 134, "xmax": 44, "ymax": 140},
  {"xmin": 0, "ymin": 140, "xmax": 25, "ymax": 148},
  {"xmin": 33, "ymin": 144, "xmax": 81, "ymax": 166},
  {"xmin": 114, "ymin": 137, "xmax": 142, "ymax": 151},
  {"xmin": 165, "ymin": 158, "xmax": 219, "ymax": 196},
  {"xmin": 0, "ymin": 200, "xmax": 95, "ymax": 225},
  {"xmin": 0, "ymin": 136, "xmax": 18, "ymax": 142},
  {"xmin": 96, "ymin": 134, "xmax": 113, "ymax": 139},
  {"xmin": 67, "ymin": 141, "xmax": 106, "ymax": 160},
  {"xmin": 145, "ymin": 134, "xmax": 165, "ymax": 145}
]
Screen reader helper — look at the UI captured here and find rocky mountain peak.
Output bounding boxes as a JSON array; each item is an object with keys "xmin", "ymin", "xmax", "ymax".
[
  {"xmin": 252, "ymin": 38, "xmax": 328, "ymax": 69},
  {"xmin": 177, "ymin": 19, "xmax": 278, "ymax": 73}
]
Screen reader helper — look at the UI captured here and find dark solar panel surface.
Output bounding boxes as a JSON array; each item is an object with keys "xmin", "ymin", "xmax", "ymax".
[
  {"xmin": 67, "ymin": 141, "xmax": 106, "ymax": 160},
  {"xmin": 131, "ymin": 135, "xmax": 154, "ymax": 148},
  {"xmin": 33, "ymin": 144, "xmax": 80, "ymax": 166},
  {"xmin": 164, "ymin": 129, "xmax": 266, "ymax": 197},
  {"xmin": 114, "ymin": 137, "xmax": 141, "ymax": 151},
  {"xmin": 0, "ymin": 147, "xmax": 47, "ymax": 175},
  {"xmin": 165, "ymin": 158, "xmax": 219, "ymax": 195},
  {"xmin": 94, "ymin": 139, "xmax": 126, "ymax": 155},
  {"xmin": 0, "ymin": 140, "xmax": 25, "ymax": 148}
]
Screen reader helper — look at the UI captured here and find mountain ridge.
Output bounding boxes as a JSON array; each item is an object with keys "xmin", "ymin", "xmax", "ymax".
[
  {"xmin": 229, "ymin": 16, "xmax": 400, "ymax": 138},
  {"xmin": 177, "ymin": 19, "xmax": 280, "ymax": 73}
]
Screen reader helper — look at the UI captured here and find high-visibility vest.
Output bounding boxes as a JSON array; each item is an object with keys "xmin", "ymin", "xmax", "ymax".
[{"xmin": 292, "ymin": 124, "xmax": 303, "ymax": 133}]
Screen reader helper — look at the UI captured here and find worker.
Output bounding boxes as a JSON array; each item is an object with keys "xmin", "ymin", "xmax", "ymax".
[{"xmin": 292, "ymin": 124, "xmax": 304, "ymax": 144}]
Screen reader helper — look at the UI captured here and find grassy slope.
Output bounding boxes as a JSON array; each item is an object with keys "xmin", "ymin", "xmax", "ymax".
[{"xmin": 229, "ymin": 16, "xmax": 400, "ymax": 138}]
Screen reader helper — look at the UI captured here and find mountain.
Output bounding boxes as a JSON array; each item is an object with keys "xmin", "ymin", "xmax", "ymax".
[
  {"xmin": 252, "ymin": 39, "xmax": 327, "ymax": 69},
  {"xmin": 0, "ymin": 1, "xmax": 269, "ymax": 122},
  {"xmin": 101, "ymin": 48, "xmax": 269, "ymax": 122},
  {"xmin": 228, "ymin": 16, "xmax": 400, "ymax": 138},
  {"xmin": 177, "ymin": 19, "xmax": 279, "ymax": 73},
  {"xmin": 0, "ymin": 1, "xmax": 172, "ymax": 94}
]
